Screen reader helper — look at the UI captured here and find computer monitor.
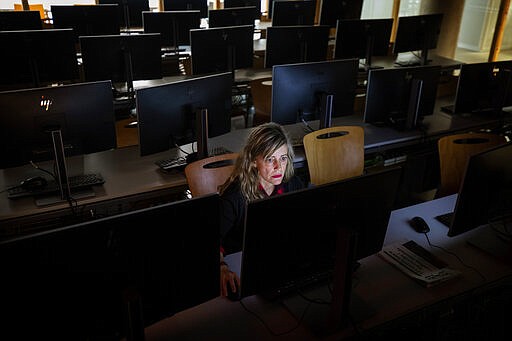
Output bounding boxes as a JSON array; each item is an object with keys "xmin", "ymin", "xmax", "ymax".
[
  {"xmin": 50, "ymin": 4, "xmax": 120, "ymax": 43},
  {"xmin": 0, "ymin": 80, "xmax": 116, "ymax": 170},
  {"xmin": 240, "ymin": 167, "xmax": 401, "ymax": 333},
  {"xmin": 363, "ymin": 64, "xmax": 441, "ymax": 131},
  {"xmin": 0, "ymin": 29, "xmax": 80, "ymax": 91},
  {"xmin": 136, "ymin": 72, "xmax": 233, "ymax": 158},
  {"xmin": 271, "ymin": 58, "xmax": 359, "ymax": 126},
  {"xmin": 264, "ymin": 25, "xmax": 331, "ymax": 68},
  {"xmin": 318, "ymin": 0, "xmax": 363, "ymax": 28},
  {"xmin": 0, "ymin": 193, "xmax": 220, "ymax": 340},
  {"xmin": 224, "ymin": 0, "xmax": 261, "ymax": 20},
  {"xmin": 334, "ymin": 18, "xmax": 393, "ymax": 71},
  {"xmin": 208, "ymin": 7, "xmax": 256, "ymax": 28},
  {"xmin": 0, "ymin": 10, "xmax": 42, "ymax": 30},
  {"xmin": 442, "ymin": 61, "xmax": 512, "ymax": 117},
  {"xmin": 271, "ymin": 0, "xmax": 316, "ymax": 26},
  {"xmin": 393, "ymin": 13, "xmax": 444, "ymax": 66},
  {"xmin": 190, "ymin": 25, "xmax": 254, "ymax": 76},
  {"xmin": 163, "ymin": 0, "xmax": 208, "ymax": 18},
  {"xmin": 98, "ymin": 0, "xmax": 150, "ymax": 29},
  {"xmin": 142, "ymin": 10, "xmax": 201, "ymax": 50}
]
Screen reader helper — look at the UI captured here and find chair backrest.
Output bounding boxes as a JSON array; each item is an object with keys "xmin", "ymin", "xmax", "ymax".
[
  {"xmin": 303, "ymin": 126, "xmax": 364, "ymax": 186},
  {"xmin": 437, "ymin": 132, "xmax": 507, "ymax": 197},
  {"xmin": 250, "ymin": 76, "xmax": 272, "ymax": 126},
  {"xmin": 184, "ymin": 153, "xmax": 238, "ymax": 197},
  {"xmin": 14, "ymin": 3, "xmax": 45, "ymax": 19}
]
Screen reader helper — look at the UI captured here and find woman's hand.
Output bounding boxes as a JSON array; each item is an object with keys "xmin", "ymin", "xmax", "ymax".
[{"xmin": 220, "ymin": 262, "xmax": 240, "ymax": 297}]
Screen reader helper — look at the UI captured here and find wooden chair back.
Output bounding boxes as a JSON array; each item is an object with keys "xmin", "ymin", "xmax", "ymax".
[
  {"xmin": 14, "ymin": 3, "xmax": 45, "ymax": 19},
  {"xmin": 184, "ymin": 153, "xmax": 238, "ymax": 197},
  {"xmin": 303, "ymin": 126, "xmax": 364, "ymax": 186},
  {"xmin": 250, "ymin": 76, "xmax": 272, "ymax": 126}
]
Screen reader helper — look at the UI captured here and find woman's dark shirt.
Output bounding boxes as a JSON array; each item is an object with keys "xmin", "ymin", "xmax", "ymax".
[{"xmin": 219, "ymin": 175, "xmax": 304, "ymax": 255}]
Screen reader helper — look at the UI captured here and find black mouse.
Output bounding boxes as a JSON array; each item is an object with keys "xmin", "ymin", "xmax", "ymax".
[
  {"xmin": 409, "ymin": 216, "xmax": 430, "ymax": 233},
  {"xmin": 226, "ymin": 281, "xmax": 241, "ymax": 301},
  {"xmin": 20, "ymin": 176, "xmax": 48, "ymax": 191}
]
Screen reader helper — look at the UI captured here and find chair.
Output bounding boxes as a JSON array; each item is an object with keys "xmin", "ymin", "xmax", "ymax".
[
  {"xmin": 249, "ymin": 76, "xmax": 272, "ymax": 126},
  {"xmin": 184, "ymin": 153, "xmax": 238, "ymax": 197},
  {"xmin": 14, "ymin": 3, "xmax": 45, "ymax": 19},
  {"xmin": 437, "ymin": 132, "xmax": 507, "ymax": 198},
  {"xmin": 303, "ymin": 126, "xmax": 364, "ymax": 186}
]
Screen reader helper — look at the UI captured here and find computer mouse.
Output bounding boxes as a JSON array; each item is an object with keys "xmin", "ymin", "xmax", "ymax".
[
  {"xmin": 20, "ymin": 176, "xmax": 48, "ymax": 191},
  {"xmin": 409, "ymin": 216, "xmax": 430, "ymax": 233}
]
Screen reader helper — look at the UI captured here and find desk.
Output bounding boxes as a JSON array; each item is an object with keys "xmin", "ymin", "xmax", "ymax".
[{"xmin": 143, "ymin": 195, "xmax": 512, "ymax": 340}]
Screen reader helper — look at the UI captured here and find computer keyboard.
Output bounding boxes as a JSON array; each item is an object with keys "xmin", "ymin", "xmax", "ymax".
[
  {"xmin": 8, "ymin": 173, "xmax": 105, "ymax": 199},
  {"xmin": 265, "ymin": 269, "xmax": 332, "ymax": 301},
  {"xmin": 435, "ymin": 212, "xmax": 453, "ymax": 228},
  {"xmin": 155, "ymin": 146, "xmax": 232, "ymax": 171}
]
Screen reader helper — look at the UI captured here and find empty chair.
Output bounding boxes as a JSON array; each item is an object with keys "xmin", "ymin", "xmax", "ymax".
[
  {"xmin": 184, "ymin": 153, "xmax": 238, "ymax": 197},
  {"xmin": 14, "ymin": 3, "xmax": 45, "ymax": 19},
  {"xmin": 250, "ymin": 76, "xmax": 272, "ymax": 126},
  {"xmin": 303, "ymin": 126, "xmax": 364, "ymax": 186}
]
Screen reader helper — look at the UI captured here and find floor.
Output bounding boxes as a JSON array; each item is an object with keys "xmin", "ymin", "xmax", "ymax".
[{"xmin": 454, "ymin": 48, "xmax": 512, "ymax": 64}]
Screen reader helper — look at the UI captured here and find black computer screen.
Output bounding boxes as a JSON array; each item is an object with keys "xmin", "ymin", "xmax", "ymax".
[
  {"xmin": 364, "ymin": 64, "xmax": 441, "ymax": 131},
  {"xmin": 208, "ymin": 6, "xmax": 256, "ymax": 28},
  {"xmin": 334, "ymin": 18, "xmax": 393, "ymax": 70},
  {"xmin": 50, "ymin": 4, "xmax": 120, "ymax": 42},
  {"xmin": 98, "ymin": 0, "xmax": 150, "ymax": 28},
  {"xmin": 190, "ymin": 25, "xmax": 254, "ymax": 75},
  {"xmin": 0, "ymin": 10, "xmax": 42, "ymax": 30},
  {"xmin": 136, "ymin": 72, "xmax": 233, "ymax": 156},
  {"xmin": 393, "ymin": 13, "xmax": 444, "ymax": 66},
  {"xmin": 163, "ymin": 0, "xmax": 208, "ymax": 18},
  {"xmin": 142, "ymin": 10, "xmax": 201, "ymax": 49},
  {"xmin": 264, "ymin": 25, "xmax": 331, "ymax": 68},
  {"xmin": 271, "ymin": 0, "xmax": 316, "ymax": 26},
  {"xmin": 0, "ymin": 80, "xmax": 116, "ymax": 169},
  {"xmin": 224, "ymin": 0, "xmax": 261, "ymax": 20},
  {"xmin": 318, "ymin": 0, "xmax": 363, "ymax": 28},
  {"xmin": 0, "ymin": 193, "xmax": 220, "ymax": 340},
  {"xmin": 0, "ymin": 29, "xmax": 80, "ymax": 91},
  {"xmin": 271, "ymin": 58, "xmax": 359, "ymax": 125}
]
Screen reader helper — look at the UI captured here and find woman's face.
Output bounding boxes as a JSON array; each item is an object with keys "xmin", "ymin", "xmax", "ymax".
[{"xmin": 254, "ymin": 144, "xmax": 289, "ymax": 188}]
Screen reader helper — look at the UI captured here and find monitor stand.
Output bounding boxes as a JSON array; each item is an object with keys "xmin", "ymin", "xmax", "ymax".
[{"xmin": 466, "ymin": 222, "xmax": 512, "ymax": 266}]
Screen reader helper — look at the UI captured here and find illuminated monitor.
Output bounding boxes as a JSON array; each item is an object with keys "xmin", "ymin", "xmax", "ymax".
[
  {"xmin": 363, "ymin": 64, "xmax": 441, "ymax": 131},
  {"xmin": 271, "ymin": 0, "xmax": 316, "ymax": 26},
  {"xmin": 0, "ymin": 29, "xmax": 80, "ymax": 91},
  {"xmin": 208, "ymin": 7, "xmax": 256, "ymax": 28},
  {"xmin": 264, "ymin": 25, "xmax": 331, "ymax": 68},
  {"xmin": 142, "ymin": 10, "xmax": 201, "ymax": 49},
  {"xmin": 136, "ymin": 72, "xmax": 233, "ymax": 157},
  {"xmin": 98, "ymin": 0, "xmax": 150, "ymax": 28},
  {"xmin": 163, "ymin": 0, "xmax": 208, "ymax": 18},
  {"xmin": 0, "ymin": 80, "xmax": 116, "ymax": 170},
  {"xmin": 393, "ymin": 13, "xmax": 444, "ymax": 66},
  {"xmin": 318, "ymin": 0, "xmax": 363, "ymax": 28},
  {"xmin": 271, "ymin": 58, "xmax": 359, "ymax": 125},
  {"xmin": 0, "ymin": 193, "xmax": 220, "ymax": 340},
  {"xmin": 0, "ymin": 10, "xmax": 42, "ymax": 30},
  {"xmin": 224, "ymin": 0, "xmax": 261, "ymax": 19}
]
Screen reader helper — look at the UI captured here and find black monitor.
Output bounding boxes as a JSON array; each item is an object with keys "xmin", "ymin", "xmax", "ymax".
[
  {"xmin": 264, "ymin": 25, "xmax": 331, "ymax": 68},
  {"xmin": 271, "ymin": 0, "xmax": 316, "ymax": 26},
  {"xmin": 0, "ymin": 29, "xmax": 80, "ymax": 91},
  {"xmin": 98, "ymin": 0, "xmax": 150, "ymax": 29},
  {"xmin": 79, "ymin": 33, "xmax": 162, "ymax": 96},
  {"xmin": 190, "ymin": 25, "xmax": 254, "ymax": 76},
  {"xmin": 142, "ymin": 10, "xmax": 201, "ymax": 50},
  {"xmin": 0, "ymin": 10, "xmax": 42, "ymax": 30},
  {"xmin": 0, "ymin": 193, "xmax": 220, "ymax": 340},
  {"xmin": 0, "ymin": 80, "xmax": 116, "ymax": 170},
  {"xmin": 224, "ymin": 0, "xmax": 261, "ymax": 20},
  {"xmin": 50, "ymin": 4, "xmax": 120, "ymax": 43},
  {"xmin": 136, "ymin": 72, "xmax": 233, "ymax": 159},
  {"xmin": 363, "ymin": 64, "xmax": 441, "ymax": 131},
  {"xmin": 442, "ymin": 61, "xmax": 512, "ymax": 117},
  {"xmin": 271, "ymin": 58, "xmax": 359, "ymax": 126},
  {"xmin": 318, "ymin": 0, "xmax": 363, "ymax": 28},
  {"xmin": 208, "ymin": 7, "xmax": 256, "ymax": 28},
  {"xmin": 334, "ymin": 18, "xmax": 393, "ymax": 71},
  {"xmin": 393, "ymin": 13, "xmax": 444, "ymax": 66},
  {"xmin": 163, "ymin": 0, "xmax": 208, "ymax": 18},
  {"xmin": 240, "ymin": 167, "xmax": 401, "ymax": 333}
]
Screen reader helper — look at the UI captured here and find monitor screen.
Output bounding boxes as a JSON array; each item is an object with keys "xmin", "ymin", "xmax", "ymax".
[
  {"xmin": 0, "ymin": 80, "xmax": 117, "ymax": 169},
  {"xmin": 98, "ymin": 0, "xmax": 150, "ymax": 28},
  {"xmin": 271, "ymin": 58, "xmax": 359, "ymax": 125},
  {"xmin": 318, "ymin": 0, "xmax": 363, "ymax": 28},
  {"xmin": 136, "ymin": 72, "xmax": 233, "ymax": 156},
  {"xmin": 224, "ymin": 0, "xmax": 261, "ymax": 20},
  {"xmin": 0, "ymin": 10, "xmax": 42, "ymax": 30},
  {"xmin": 393, "ymin": 13, "xmax": 444, "ymax": 66},
  {"xmin": 0, "ymin": 193, "xmax": 220, "ymax": 340},
  {"xmin": 271, "ymin": 0, "xmax": 316, "ymax": 26},
  {"xmin": 0, "ymin": 29, "xmax": 80, "ymax": 91},
  {"xmin": 264, "ymin": 25, "xmax": 331, "ymax": 68},
  {"xmin": 334, "ymin": 18, "xmax": 393, "ymax": 70},
  {"xmin": 208, "ymin": 7, "xmax": 256, "ymax": 28},
  {"xmin": 363, "ymin": 64, "xmax": 441, "ymax": 131},
  {"xmin": 142, "ymin": 10, "xmax": 201, "ymax": 48},
  {"xmin": 190, "ymin": 25, "xmax": 254, "ymax": 75},
  {"xmin": 163, "ymin": 0, "xmax": 208, "ymax": 18},
  {"xmin": 51, "ymin": 4, "xmax": 120, "ymax": 42}
]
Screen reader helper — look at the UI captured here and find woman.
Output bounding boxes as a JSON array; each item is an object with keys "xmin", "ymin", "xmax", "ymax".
[{"xmin": 218, "ymin": 122, "xmax": 304, "ymax": 298}]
